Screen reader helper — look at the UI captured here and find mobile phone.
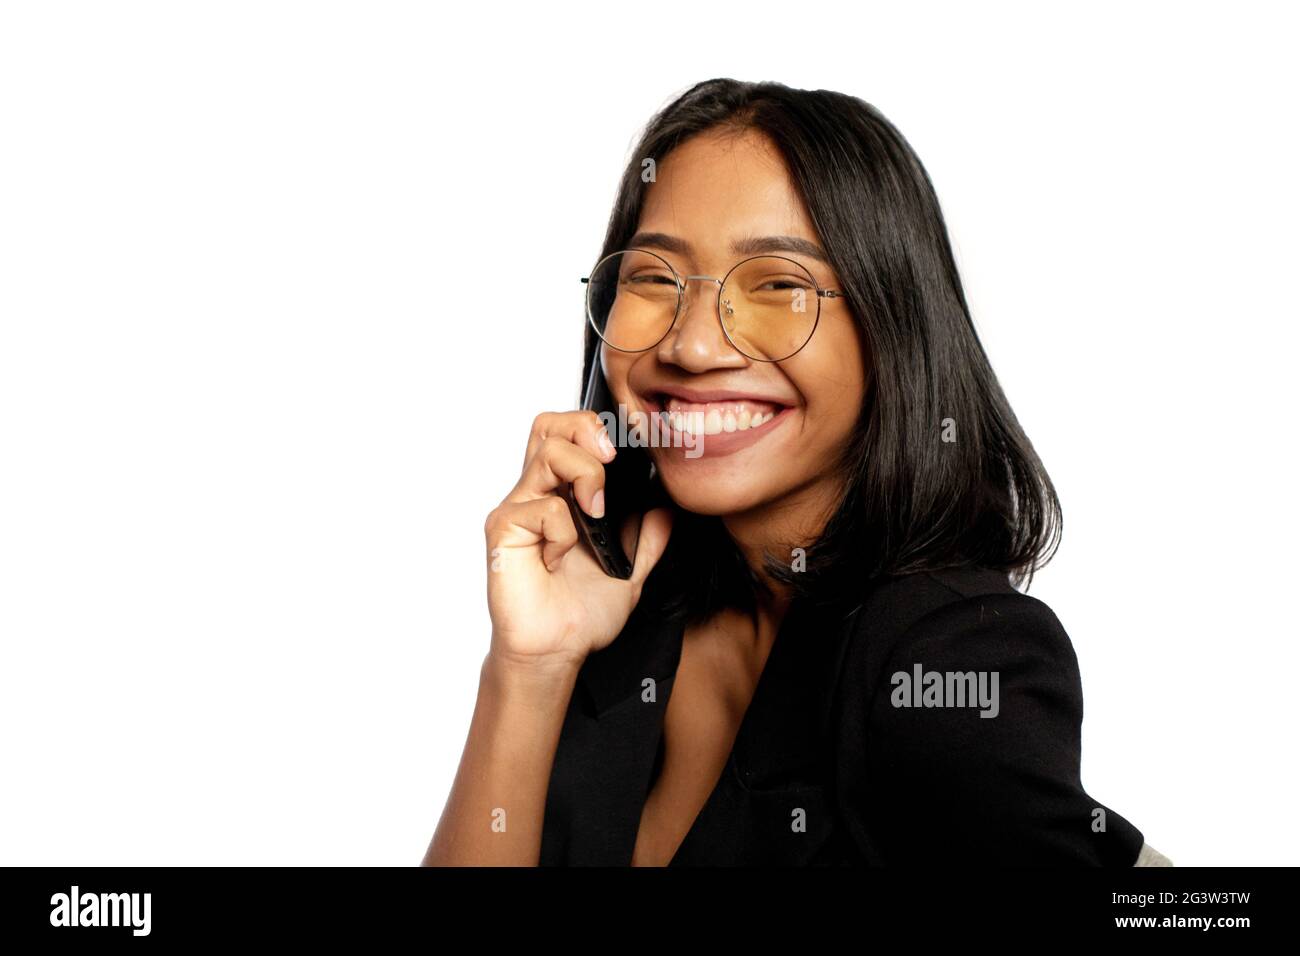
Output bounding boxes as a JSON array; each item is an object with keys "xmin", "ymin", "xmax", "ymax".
[{"xmin": 565, "ymin": 356, "xmax": 665, "ymax": 578}]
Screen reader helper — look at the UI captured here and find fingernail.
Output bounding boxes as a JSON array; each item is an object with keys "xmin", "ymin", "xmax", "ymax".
[
  {"xmin": 596, "ymin": 429, "xmax": 616, "ymax": 460},
  {"xmin": 590, "ymin": 489, "xmax": 605, "ymax": 518}
]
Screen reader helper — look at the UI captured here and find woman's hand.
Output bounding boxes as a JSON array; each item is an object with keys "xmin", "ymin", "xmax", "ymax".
[{"xmin": 483, "ymin": 410, "xmax": 674, "ymax": 670}]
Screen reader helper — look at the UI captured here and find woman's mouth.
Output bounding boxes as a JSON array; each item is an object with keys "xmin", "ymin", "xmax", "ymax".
[
  {"xmin": 641, "ymin": 392, "xmax": 795, "ymax": 458},
  {"xmin": 656, "ymin": 396, "xmax": 782, "ymax": 436}
]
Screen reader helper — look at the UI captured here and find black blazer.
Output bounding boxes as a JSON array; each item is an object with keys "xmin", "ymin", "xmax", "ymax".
[{"xmin": 539, "ymin": 564, "xmax": 1146, "ymax": 866}]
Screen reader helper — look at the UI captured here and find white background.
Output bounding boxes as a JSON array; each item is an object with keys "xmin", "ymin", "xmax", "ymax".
[{"xmin": 1, "ymin": 1, "xmax": 1295, "ymax": 866}]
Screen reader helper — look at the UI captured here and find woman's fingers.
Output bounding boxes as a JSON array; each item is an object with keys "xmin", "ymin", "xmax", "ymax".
[
  {"xmin": 509, "ymin": 433, "xmax": 609, "ymax": 518},
  {"xmin": 490, "ymin": 410, "xmax": 666, "ymax": 581},
  {"xmin": 484, "ymin": 495, "xmax": 580, "ymax": 572},
  {"xmin": 522, "ymin": 411, "xmax": 616, "ymax": 476}
]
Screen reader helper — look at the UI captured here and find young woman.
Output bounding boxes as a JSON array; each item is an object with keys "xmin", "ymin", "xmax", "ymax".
[{"xmin": 422, "ymin": 78, "xmax": 1167, "ymax": 867}]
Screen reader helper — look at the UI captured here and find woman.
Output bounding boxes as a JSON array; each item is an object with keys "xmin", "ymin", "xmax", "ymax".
[{"xmin": 422, "ymin": 78, "xmax": 1166, "ymax": 866}]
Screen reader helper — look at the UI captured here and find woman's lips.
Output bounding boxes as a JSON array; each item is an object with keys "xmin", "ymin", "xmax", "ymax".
[{"xmin": 641, "ymin": 394, "xmax": 793, "ymax": 459}]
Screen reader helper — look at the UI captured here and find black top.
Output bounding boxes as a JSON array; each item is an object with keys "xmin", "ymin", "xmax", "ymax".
[{"xmin": 539, "ymin": 564, "xmax": 1146, "ymax": 866}]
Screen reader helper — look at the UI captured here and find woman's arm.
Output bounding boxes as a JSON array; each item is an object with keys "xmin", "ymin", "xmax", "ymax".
[
  {"xmin": 421, "ymin": 410, "xmax": 673, "ymax": 866},
  {"xmin": 421, "ymin": 651, "xmax": 579, "ymax": 866}
]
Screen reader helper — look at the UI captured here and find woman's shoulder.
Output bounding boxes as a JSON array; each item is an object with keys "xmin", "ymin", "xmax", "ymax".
[
  {"xmin": 861, "ymin": 565, "xmax": 1079, "ymax": 697},
  {"xmin": 843, "ymin": 565, "xmax": 1072, "ymax": 664},
  {"xmin": 833, "ymin": 565, "xmax": 1145, "ymax": 864},
  {"xmin": 838, "ymin": 564, "xmax": 1082, "ymax": 713}
]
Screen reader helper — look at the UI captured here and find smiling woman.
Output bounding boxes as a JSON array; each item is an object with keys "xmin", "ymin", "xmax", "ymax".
[{"xmin": 421, "ymin": 78, "xmax": 1165, "ymax": 868}]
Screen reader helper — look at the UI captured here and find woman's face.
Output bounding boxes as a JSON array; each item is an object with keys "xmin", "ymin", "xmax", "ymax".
[{"xmin": 602, "ymin": 127, "xmax": 867, "ymax": 525}]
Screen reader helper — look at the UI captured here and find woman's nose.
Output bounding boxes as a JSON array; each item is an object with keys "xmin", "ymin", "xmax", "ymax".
[{"xmin": 655, "ymin": 279, "xmax": 748, "ymax": 372}]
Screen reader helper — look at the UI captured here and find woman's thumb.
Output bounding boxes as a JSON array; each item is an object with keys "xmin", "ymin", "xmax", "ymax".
[{"xmin": 628, "ymin": 507, "xmax": 674, "ymax": 587}]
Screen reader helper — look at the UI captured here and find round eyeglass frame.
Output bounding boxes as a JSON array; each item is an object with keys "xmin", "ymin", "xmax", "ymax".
[{"xmin": 580, "ymin": 248, "xmax": 845, "ymax": 362}]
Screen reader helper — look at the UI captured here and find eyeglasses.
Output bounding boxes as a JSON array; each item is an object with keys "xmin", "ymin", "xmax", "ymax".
[{"xmin": 580, "ymin": 248, "xmax": 845, "ymax": 362}]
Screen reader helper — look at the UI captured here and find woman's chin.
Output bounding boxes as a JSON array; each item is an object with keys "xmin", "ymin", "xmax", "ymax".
[{"xmin": 656, "ymin": 481, "xmax": 772, "ymax": 518}]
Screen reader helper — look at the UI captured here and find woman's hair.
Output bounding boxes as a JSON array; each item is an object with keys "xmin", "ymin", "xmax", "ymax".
[{"xmin": 580, "ymin": 78, "xmax": 1061, "ymax": 624}]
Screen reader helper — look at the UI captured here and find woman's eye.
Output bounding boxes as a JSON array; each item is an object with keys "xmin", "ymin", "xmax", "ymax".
[
  {"xmin": 758, "ymin": 277, "xmax": 813, "ymax": 291},
  {"xmin": 625, "ymin": 273, "xmax": 676, "ymax": 285}
]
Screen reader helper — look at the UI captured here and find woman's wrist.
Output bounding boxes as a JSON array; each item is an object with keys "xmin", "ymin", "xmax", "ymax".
[{"xmin": 481, "ymin": 645, "xmax": 584, "ymax": 698}]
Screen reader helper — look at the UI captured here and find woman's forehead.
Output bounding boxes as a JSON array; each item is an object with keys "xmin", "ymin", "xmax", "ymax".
[{"xmin": 644, "ymin": 130, "xmax": 801, "ymax": 214}]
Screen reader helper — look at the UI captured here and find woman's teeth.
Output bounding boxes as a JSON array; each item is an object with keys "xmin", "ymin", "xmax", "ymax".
[{"xmin": 659, "ymin": 398, "xmax": 781, "ymax": 436}]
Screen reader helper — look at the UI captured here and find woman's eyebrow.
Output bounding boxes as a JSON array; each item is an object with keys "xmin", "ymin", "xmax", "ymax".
[{"xmin": 627, "ymin": 231, "xmax": 831, "ymax": 266}]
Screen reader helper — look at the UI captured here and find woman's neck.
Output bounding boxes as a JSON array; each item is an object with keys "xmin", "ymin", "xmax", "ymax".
[{"xmin": 720, "ymin": 471, "xmax": 844, "ymax": 608}]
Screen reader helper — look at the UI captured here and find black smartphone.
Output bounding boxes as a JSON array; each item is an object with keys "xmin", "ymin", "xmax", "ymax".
[{"xmin": 565, "ymin": 357, "xmax": 665, "ymax": 578}]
